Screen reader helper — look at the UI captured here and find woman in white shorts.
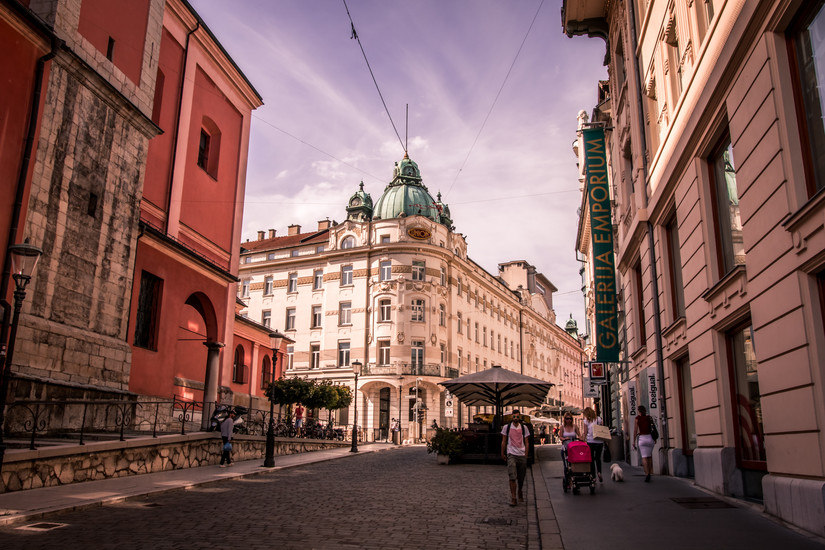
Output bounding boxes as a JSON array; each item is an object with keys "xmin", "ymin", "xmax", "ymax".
[{"xmin": 633, "ymin": 405, "xmax": 655, "ymax": 482}]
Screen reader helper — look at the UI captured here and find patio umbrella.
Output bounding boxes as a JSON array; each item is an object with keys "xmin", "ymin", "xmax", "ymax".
[{"xmin": 440, "ymin": 365, "xmax": 553, "ymax": 428}]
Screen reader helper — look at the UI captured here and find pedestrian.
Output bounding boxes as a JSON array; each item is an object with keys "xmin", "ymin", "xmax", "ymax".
[
  {"xmin": 582, "ymin": 406, "xmax": 605, "ymax": 482},
  {"xmin": 559, "ymin": 413, "xmax": 580, "ymax": 450},
  {"xmin": 390, "ymin": 417, "xmax": 400, "ymax": 444},
  {"xmin": 431, "ymin": 419, "xmax": 438, "ymax": 430},
  {"xmin": 219, "ymin": 410, "xmax": 236, "ymax": 467},
  {"xmin": 500, "ymin": 409, "xmax": 530, "ymax": 507},
  {"xmin": 294, "ymin": 403, "xmax": 304, "ymax": 431},
  {"xmin": 633, "ymin": 405, "xmax": 655, "ymax": 482},
  {"xmin": 539, "ymin": 425, "xmax": 547, "ymax": 445}
]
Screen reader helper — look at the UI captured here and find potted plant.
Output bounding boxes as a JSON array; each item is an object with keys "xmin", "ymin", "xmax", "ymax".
[{"xmin": 426, "ymin": 428, "xmax": 464, "ymax": 464}]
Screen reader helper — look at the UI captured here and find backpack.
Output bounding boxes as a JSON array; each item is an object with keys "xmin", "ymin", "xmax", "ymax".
[{"xmin": 649, "ymin": 416, "xmax": 659, "ymax": 442}]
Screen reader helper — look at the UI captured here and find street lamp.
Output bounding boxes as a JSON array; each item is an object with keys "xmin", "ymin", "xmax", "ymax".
[
  {"xmin": 0, "ymin": 242, "xmax": 43, "ymax": 470},
  {"xmin": 350, "ymin": 360, "xmax": 362, "ymax": 452},
  {"xmin": 263, "ymin": 331, "xmax": 288, "ymax": 467}
]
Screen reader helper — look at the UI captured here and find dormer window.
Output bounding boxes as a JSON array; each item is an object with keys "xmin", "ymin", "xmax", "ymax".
[{"xmin": 341, "ymin": 236, "xmax": 355, "ymax": 249}]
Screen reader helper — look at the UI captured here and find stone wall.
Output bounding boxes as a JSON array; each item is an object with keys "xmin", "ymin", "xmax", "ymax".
[{"xmin": 0, "ymin": 434, "xmax": 347, "ymax": 493}]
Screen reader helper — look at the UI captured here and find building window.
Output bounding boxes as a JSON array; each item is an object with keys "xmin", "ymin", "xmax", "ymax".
[
  {"xmin": 412, "ymin": 260, "xmax": 425, "ymax": 281},
  {"xmin": 633, "ymin": 261, "xmax": 646, "ymax": 349},
  {"xmin": 709, "ymin": 137, "xmax": 745, "ymax": 275},
  {"xmin": 497, "ymin": 334, "xmax": 502, "ymax": 353},
  {"xmin": 504, "ymin": 337, "xmax": 508, "ymax": 357},
  {"xmin": 378, "ymin": 340, "xmax": 391, "ymax": 366},
  {"xmin": 790, "ymin": 1, "xmax": 825, "ymax": 196},
  {"xmin": 241, "ymin": 279, "xmax": 250, "ymax": 298},
  {"xmin": 475, "ymin": 322, "xmax": 479, "ymax": 343},
  {"xmin": 313, "ymin": 269, "xmax": 323, "ymax": 290},
  {"xmin": 286, "ymin": 346, "xmax": 294, "ymax": 370},
  {"xmin": 411, "ymin": 340, "xmax": 424, "ymax": 368},
  {"xmin": 311, "ymin": 305, "xmax": 322, "ymax": 328},
  {"xmin": 467, "ymin": 318, "xmax": 471, "ymax": 336},
  {"xmin": 264, "ymin": 276, "xmax": 273, "ymax": 295},
  {"xmin": 262, "ymin": 310, "xmax": 271, "ymax": 328},
  {"xmin": 439, "ymin": 303, "xmax": 446, "ymax": 326},
  {"xmin": 457, "ymin": 312, "xmax": 463, "ymax": 333},
  {"xmin": 483, "ymin": 326, "xmax": 487, "ymax": 346},
  {"xmin": 196, "ymin": 118, "xmax": 220, "ymax": 178},
  {"xmin": 339, "ymin": 302, "xmax": 352, "ymax": 325},
  {"xmin": 285, "ymin": 308, "xmax": 296, "ymax": 330},
  {"xmin": 381, "ymin": 235, "xmax": 390, "ymax": 243},
  {"xmin": 665, "ymin": 216, "xmax": 686, "ymax": 320},
  {"xmin": 261, "ymin": 355, "xmax": 272, "ymax": 389},
  {"xmin": 288, "ymin": 273, "xmax": 298, "ymax": 293},
  {"xmin": 440, "ymin": 266, "xmax": 447, "ymax": 286},
  {"xmin": 341, "ymin": 236, "xmax": 355, "ymax": 249},
  {"xmin": 457, "ymin": 348, "xmax": 463, "ymax": 372},
  {"xmin": 267, "ymin": 253, "xmax": 276, "ymax": 260},
  {"xmin": 310, "ymin": 344, "xmax": 320, "ymax": 369},
  {"xmin": 134, "ymin": 271, "xmax": 162, "ymax": 350},
  {"xmin": 338, "ymin": 341, "xmax": 351, "ymax": 367},
  {"xmin": 727, "ymin": 323, "xmax": 764, "ymax": 468},
  {"xmin": 233, "ymin": 346, "xmax": 247, "ymax": 384},
  {"xmin": 291, "ymin": 250, "xmax": 299, "ymax": 257},
  {"xmin": 317, "ymin": 245, "xmax": 325, "ymax": 253},
  {"xmin": 197, "ymin": 129, "xmax": 211, "ymax": 171},
  {"xmin": 457, "ymin": 277, "xmax": 462, "ymax": 296},
  {"xmin": 379, "ymin": 299, "xmax": 391, "ymax": 322},
  {"xmin": 411, "ymin": 299, "xmax": 425, "ymax": 322},
  {"xmin": 380, "ymin": 260, "xmax": 392, "ymax": 281},
  {"xmin": 341, "ymin": 265, "xmax": 353, "ymax": 286}
]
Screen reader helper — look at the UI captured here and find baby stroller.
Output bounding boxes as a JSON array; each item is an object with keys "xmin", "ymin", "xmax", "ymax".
[{"xmin": 562, "ymin": 440, "xmax": 596, "ymax": 494}]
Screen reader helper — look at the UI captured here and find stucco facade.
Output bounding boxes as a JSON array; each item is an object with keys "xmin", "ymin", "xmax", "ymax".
[
  {"xmin": 565, "ymin": 0, "xmax": 825, "ymax": 536},
  {"xmin": 239, "ymin": 160, "xmax": 583, "ymax": 440}
]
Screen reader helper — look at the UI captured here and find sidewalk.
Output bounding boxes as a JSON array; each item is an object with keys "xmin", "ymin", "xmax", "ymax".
[
  {"xmin": 532, "ymin": 444, "xmax": 825, "ymax": 550},
  {"xmin": 0, "ymin": 442, "xmax": 395, "ymax": 527}
]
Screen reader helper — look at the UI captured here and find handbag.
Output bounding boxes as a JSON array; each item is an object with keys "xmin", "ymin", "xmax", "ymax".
[
  {"xmin": 592, "ymin": 424, "xmax": 612, "ymax": 442},
  {"xmin": 649, "ymin": 417, "xmax": 659, "ymax": 442},
  {"xmin": 223, "ymin": 441, "xmax": 232, "ymax": 452}
]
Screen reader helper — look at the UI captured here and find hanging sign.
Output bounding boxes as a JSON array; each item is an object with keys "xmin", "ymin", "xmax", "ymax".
[
  {"xmin": 583, "ymin": 127, "xmax": 619, "ymax": 362},
  {"xmin": 587, "ymin": 361, "xmax": 607, "ymax": 384},
  {"xmin": 583, "ymin": 376, "xmax": 599, "ymax": 398}
]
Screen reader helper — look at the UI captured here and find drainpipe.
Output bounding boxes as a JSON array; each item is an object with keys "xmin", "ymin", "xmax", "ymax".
[
  {"xmin": 627, "ymin": 0, "xmax": 670, "ymax": 469},
  {"xmin": 165, "ymin": 21, "xmax": 199, "ymax": 233},
  {"xmin": 1, "ymin": 35, "xmax": 61, "ymax": 301}
]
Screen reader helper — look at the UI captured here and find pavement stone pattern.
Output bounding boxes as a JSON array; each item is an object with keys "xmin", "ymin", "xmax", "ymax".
[{"xmin": 0, "ymin": 446, "xmax": 530, "ymax": 550}]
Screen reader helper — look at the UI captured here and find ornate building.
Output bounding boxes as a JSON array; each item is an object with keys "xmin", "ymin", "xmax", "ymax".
[
  {"xmin": 565, "ymin": 0, "xmax": 825, "ymax": 536},
  {"xmin": 239, "ymin": 154, "xmax": 583, "ymax": 440}
]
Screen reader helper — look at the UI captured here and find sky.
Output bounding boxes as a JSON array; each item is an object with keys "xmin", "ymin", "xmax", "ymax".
[{"xmin": 188, "ymin": 0, "xmax": 607, "ymax": 332}]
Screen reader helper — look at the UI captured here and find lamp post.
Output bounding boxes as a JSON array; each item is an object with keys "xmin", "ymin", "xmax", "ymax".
[
  {"xmin": 350, "ymin": 360, "xmax": 362, "ymax": 452},
  {"xmin": 263, "ymin": 331, "xmax": 287, "ymax": 467},
  {"xmin": 0, "ymin": 242, "xmax": 43, "ymax": 470}
]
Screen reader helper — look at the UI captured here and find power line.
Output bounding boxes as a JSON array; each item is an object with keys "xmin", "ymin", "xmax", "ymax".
[
  {"xmin": 342, "ymin": 0, "xmax": 406, "ymax": 155},
  {"xmin": 445, "ymin": 0, "xmax": 546, "ymax": 198}
]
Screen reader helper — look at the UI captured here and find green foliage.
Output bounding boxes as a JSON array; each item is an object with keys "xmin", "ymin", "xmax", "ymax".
[
  {"xmin": 426, "ymin": 428, "xmax": 464, "ymax": 459},
  {"xmin": 329, "ymin": 385, "xmax": 352, "ymax": 411},
  {"xmin": 265, "ymin": 378, "xmax": 353, "ymax": 415},
  {"xmin": 266, "ymin": 377, "xmax": 314, "ymax": 407}
]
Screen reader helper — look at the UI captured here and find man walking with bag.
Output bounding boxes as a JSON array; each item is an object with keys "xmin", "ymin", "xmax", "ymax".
[
  {"xmin": 500, "ymin": 409, "xmax": 530, "ymax": 506},
  {"xmin": 220, "ymin": 410, "xmax": 236, "ymax": 467}
]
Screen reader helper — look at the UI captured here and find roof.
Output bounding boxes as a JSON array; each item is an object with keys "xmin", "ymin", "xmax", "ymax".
[{"xmin": 241, "ymin": 229, "xmax": 328, "ymax": 253}]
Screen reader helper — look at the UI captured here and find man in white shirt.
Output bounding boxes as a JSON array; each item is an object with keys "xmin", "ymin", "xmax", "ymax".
[{"xmin": 500, "ymin": 409, "xmax": 530, "ymax": 506}]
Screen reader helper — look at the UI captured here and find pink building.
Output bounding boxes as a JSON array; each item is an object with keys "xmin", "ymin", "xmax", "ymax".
[{"xmin": 565, "ymin": 0, "xmax": 825, "ymax": 536}]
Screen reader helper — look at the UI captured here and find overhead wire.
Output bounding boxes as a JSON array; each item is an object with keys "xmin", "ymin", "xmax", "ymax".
[
  {"xmin": 341, "ymin": 0, "xmax": 406, "ymax": 155},
  {"xmin": 444, "ymin": 0, "xmax": 546, "ymax": 198}
]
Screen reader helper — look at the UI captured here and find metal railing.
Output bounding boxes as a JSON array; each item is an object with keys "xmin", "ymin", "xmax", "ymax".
[
  {"xmin": 1, "ymin": 397, "xmax": 361, "ymax": 450},
  {"xmin": 362, "ymin": 363, "xmax": 459, "ymax": 378}
]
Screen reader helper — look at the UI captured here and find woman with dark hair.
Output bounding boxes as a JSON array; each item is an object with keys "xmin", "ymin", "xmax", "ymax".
[{"xmin": 633, "ymin": 405, "xmax": 655, "ymax": 482}]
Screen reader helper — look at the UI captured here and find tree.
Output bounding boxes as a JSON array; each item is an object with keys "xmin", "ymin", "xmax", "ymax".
[
  {"xmin": 326, "ymin": 385, "xmax": 352, "ymax": 424},
  {"xmin": 266, "ymin": 377, "xmax": 315, "ymax": 419}
]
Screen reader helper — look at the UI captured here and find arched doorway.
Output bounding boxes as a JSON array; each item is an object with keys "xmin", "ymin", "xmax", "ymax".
[{"xmin": 379, "ymin": 387, "xmax": 390, "ymax": 441}]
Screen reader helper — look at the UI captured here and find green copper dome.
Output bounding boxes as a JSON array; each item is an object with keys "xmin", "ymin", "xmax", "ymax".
[
  {"xmin": 373, "ymin": 154, "xmax": 440, "ymax": 222},
  {"xmin": 346, "ymin": 181, "xmax": 373, "ymax": 222}
]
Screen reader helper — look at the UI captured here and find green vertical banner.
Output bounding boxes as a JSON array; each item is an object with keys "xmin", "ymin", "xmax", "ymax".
[{"xmin": 583, "ymin": 127, "xmax": 619, "ymax": 362}]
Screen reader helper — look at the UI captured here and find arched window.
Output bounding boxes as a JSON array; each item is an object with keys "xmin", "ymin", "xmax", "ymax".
[
  {"xmin": 197, "ymin": 116, "xmax": 221, "ymax": 179},
  {"xmin": 233, "ymin": 345, "xmax": 247, "ymax": 384},
  {"xmin": 341, "ymin": 235, "xmax": 355, "ymax": 249},
  {"xmin": 261, "ymin": 354, "xmax": 272, "ymax": 389}
]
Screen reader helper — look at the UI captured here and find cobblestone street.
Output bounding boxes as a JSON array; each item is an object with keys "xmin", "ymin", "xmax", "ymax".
[{"xmin": 0, "ymin": 447, "xmax": 531, "ymax": 550}]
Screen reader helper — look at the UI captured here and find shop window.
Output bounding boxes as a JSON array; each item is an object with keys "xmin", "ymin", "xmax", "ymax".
[{"xmin": 727, "ymin": 322, "xmax": 765, "ymax": 467}]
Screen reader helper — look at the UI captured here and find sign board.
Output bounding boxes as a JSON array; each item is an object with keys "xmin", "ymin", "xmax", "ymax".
[
  {"xmin": 647, "ymin": 367, "xmax": 659, "ymax": 413},
  {"xmin": 583, "ymin": 376, "xmax": 599, "ymax": 398},
  {"xmin": 583, "ymin": 127, "xmax": 619, "ymax": 362},
  {"xmin": 444, "ymin": 390, "xmax": 454, "ymax": 418},
  {"xmin": 587, "ymin": 361, "xmax": 607, "ymax": 384}
]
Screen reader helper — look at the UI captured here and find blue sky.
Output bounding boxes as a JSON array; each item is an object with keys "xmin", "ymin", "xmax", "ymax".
[{"xmin": 189, "ymin": 0, "xmax": 607, "ymax": 331}]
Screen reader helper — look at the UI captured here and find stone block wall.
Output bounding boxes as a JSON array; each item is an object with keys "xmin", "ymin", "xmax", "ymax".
[{"xmin": 0, "ymin": 434, "xmax": 346, "ymax": 493}]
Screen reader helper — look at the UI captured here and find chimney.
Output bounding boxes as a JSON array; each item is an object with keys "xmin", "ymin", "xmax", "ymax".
[
  {"xmin": 268, "ymin": 229, "xmax": 277, "ymax": 239},
  {"xmin": 257, "ymin": 231, "xmax": 265, "ymax": 240},
  {"xmin": 318, "ymin": 219, "xmax": 331, "ymax": 231},
  {"xmin": 288, "ymin": 224, "xmax": 301, "ymax": 236}
]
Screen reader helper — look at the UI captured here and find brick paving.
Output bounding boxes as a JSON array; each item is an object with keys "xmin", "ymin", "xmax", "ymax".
[{"xmin": 0, "ymin": 447, "xmax": 532, "ymax": 550}]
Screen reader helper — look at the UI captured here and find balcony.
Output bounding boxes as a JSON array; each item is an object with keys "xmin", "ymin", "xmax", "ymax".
[{"xmin": 362, "ymin": 363, "xmax": 459, "ymax": 379}]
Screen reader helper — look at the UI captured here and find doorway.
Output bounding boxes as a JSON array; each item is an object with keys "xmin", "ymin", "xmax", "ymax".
[{"xmin": 379, "ymin": 387, "xmax": 390, "ymax": 441}]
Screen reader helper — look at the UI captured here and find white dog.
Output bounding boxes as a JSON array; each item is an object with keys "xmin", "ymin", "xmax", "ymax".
[{"xmin": 610, "ymin": 463, "xmax": 624, "ymax": 482}]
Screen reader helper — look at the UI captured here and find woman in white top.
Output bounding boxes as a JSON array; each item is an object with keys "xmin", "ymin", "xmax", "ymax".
[{"xmin": 582, "ymin": 406, "xmax": 604, "ymax": 482}]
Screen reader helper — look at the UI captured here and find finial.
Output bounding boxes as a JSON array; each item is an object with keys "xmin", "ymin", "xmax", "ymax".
[{"xmin": 359, "ymin": 181, "xmax": 364, "ymax": 190}]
